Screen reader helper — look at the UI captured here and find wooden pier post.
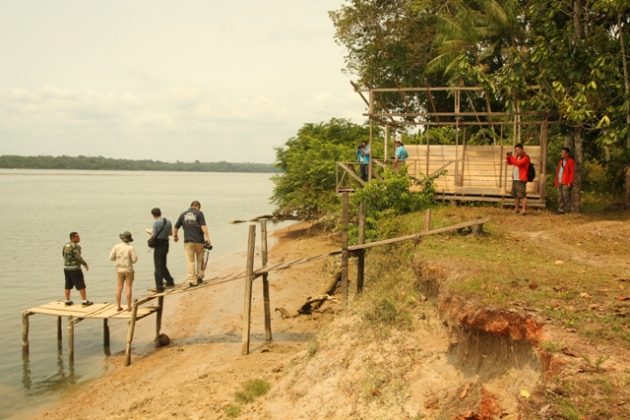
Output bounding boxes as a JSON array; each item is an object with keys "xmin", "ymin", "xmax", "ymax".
[
  {"xmin": 356, "ymin": 200, "xmax": 366, "ymax": 294},
  {"xmin": 124, "ymin": 300, "xmax": 140, "ymax": 366},
  {"xmin": 22, "ymin": 311, "xmax": 31, "ymax": 354},
  {"xmin": 57, "ymin": 316, "xmax": 62, "ymax": 344},
  {"xmin": 156, "ymin": 296, "xmax": 164, "ymax": 341},
  {"xmin": 423, "ymin": 209, "xmax": 432, "ymax": 232},
  {"xmin": 260, "ymin": 221, "xmax": 272, "ymax": 342},
  {"xmin": 341, "ymin": 191, "xmax": 350, "ymax": 305},
  {"xmin": 68, "ymin": 316, "xmax": 75, "ymax": 363},
  {"xmin": 241, "ymin": 224, "xmax": 256, "ymax": 355},
  {"xmin": 103, "ymin": 319, "xmax": 110, "ymax": 347}
]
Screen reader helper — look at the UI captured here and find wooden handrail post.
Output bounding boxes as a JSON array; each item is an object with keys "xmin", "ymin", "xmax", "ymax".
[
  {"xmin": 156, "ymin": 296, "xmax": 164, "ymax": 342},
  {"xmin": 261, "ymin": 221, "xmax": 272, "ymax": 342},
  {"xmin": 241, "ymin": 224, "xmax": 256, "ymax": 355},
  {"xmin": 341, "ymin": 191, "xmax": 350, "ymax": 305},
  {"xmin": 423, "ymin": 209, "xmax": 432, "ymax": 232},
  {"xmin": 124, "ymin": 300, "xmax": 140, "ymax": 366},
  {"xmin": 357, "ymin": 200, "xmax": 366, "ymax": 294}
]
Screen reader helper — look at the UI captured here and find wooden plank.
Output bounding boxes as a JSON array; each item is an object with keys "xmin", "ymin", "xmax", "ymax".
[
  {"xmin": 338, "ymin": 163, "xmax": 366, "ymax": 186},
  {"xmin": 241, "ymin": 224, "xmax": 256, "ymax": 356},
  {"xmin": 348, "ymin": 218, "xmax": 490, "ymax": 252}
]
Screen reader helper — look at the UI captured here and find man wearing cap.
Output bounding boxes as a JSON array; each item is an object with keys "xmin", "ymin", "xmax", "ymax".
[
  {"xmin": 62, "ymin": 232, "xmax": 93, "ymax": 306},
  {"xmin": 109, "ymin": 231, "xmax": 138, "ymax": 311},
  {"xmin": 173, "ymin": 200, "xmax": 212, "ymax": 286},
  {"xmin": 394, "ymin": 139, "xmax": 409, "ymax": 170}
]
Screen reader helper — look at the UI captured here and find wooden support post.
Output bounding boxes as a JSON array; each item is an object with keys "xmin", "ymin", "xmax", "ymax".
[
  {"xmin": 124, "ymin": 300, "xmax": 140, "ymax": 366},
  {"xmin": 156, "ymin": 296, "xmax": 164, "ymax": 341},
  {"xmin": 423, "ymin": 209, "xmax": 432, "ymax": 232},
  {"xmin": 21, "ymin": 311, "xmax": 30, "ymax": 354},
  {"xmin": 540, "ymin": 119, "xmax": 548, "ymax": 199},
  {"xmin": 57, "ymin": 316, "xmax": 62, "ymax": 344},
  {"xmin": 68, "ymin": 316, "xmax": 75, "ymax": 364},
  {"xmin": 241, "ymin": 224, "xmax": 256, "ymax": 356},
  {"xmin": 103, "ymin": 319, "xmax": 110, "ymax": 347},
  {"xmin": 357, "ymin": 200, "xmax": 366, "ymax": 294},
  {"xmin": 341, "ymin": 191, "xmax": 350, "ymax": 305},
  {"xmin": 260, "ymin": 221, "xmax": 272, "ymax": 342}
]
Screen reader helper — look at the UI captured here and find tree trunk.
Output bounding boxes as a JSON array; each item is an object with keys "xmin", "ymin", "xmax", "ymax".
[
  {"xmin": 572, "ymin": 128, "xmax": 583, "ymax": 213},
  {"xmin": 619, "ymin": 11, "xmax": 630, "ymax": 150},
  {"xmin": 625, "ymin": 166, "xmax": 630, "ymax": 210}
]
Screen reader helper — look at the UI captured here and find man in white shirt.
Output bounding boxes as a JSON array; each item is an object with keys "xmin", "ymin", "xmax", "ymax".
[{"xmin": 109, "ymin": 231, "xmax": 138, "ymax": 311}]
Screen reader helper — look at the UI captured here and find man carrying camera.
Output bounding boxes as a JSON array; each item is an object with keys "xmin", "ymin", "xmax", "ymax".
[
  {"xmin": 506, "ymin": 143, "xmax": 531, "ymax": 215},
  {"xmin": 173, "ymin": 200, "xmax": 212, "ymax": 286}
]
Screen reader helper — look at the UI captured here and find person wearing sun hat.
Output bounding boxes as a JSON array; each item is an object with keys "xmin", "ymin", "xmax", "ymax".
[{"xmin": 108, "ymin": 231, "xmax": 138, "ymax": 311}]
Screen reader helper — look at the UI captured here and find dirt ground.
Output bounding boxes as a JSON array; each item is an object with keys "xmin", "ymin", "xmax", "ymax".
[{"xmin": 28, "ymin": 207, "xmax": 630, "ymax": 419}]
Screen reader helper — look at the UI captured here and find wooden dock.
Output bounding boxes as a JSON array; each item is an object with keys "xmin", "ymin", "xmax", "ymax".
[{"xmin": 21, "ymin": 277, "xmax": 230, "ymax": 366}]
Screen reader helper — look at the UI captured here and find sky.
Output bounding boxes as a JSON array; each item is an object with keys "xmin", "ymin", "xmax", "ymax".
[{"xmin": 0, "ymin": 0, "xmax": 362, "ymax": 163}]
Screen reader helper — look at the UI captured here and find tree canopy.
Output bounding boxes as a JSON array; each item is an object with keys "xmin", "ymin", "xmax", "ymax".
[
  {"xmin": 331, "ymin": 0, "xmax": 630, "ymax": 209},
  {"xmin": 271, "ymin": 118, "xmax": 370, "ymax": 218}
]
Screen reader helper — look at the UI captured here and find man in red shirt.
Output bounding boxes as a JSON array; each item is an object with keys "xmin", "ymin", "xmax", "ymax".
[
  {"xmin": 506, "ymin": 143, "xmax": 531, "ymax": 215},
  {"xmin": 554, "ymin": 147, "xmax": 575, "ymax": 213}
]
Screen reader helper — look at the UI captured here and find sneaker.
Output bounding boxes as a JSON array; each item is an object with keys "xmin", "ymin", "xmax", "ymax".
[
  {"xmin": 164, "ymin": 283, "xmax": 175, "ymax": 288},
  {"xmin": 197, "ymin": 276, "xmax": 203, "ymax": 284},
  {"xmin": 149, "ymin": 288, "xmax": 165, "ymax": 293},
  {"xmin": 81, "ymin": 300, "xmax": 93, "ymax": 306},
  {"xmin": 188, "ymin": 282, "xmax": 198, "ymax": 287},
  {"xmin": 64, "ymin": 300, "xmax": 73, "ymax": 306}
]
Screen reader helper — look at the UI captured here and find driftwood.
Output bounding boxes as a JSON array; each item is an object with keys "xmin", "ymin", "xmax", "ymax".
[{"xmin": 274, "ymin": 294, "xmax": 339, "ymax": 319}]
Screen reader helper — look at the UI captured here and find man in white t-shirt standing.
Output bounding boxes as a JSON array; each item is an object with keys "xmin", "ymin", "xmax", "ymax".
[{"xmin": 109, "ymin": 231, "xmax": 138, "ymax": 311}]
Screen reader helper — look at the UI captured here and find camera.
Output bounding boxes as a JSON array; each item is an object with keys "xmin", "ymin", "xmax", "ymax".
[{"xmin": 204, "ymin": 243, "xmax": 213, "ymax": 251}]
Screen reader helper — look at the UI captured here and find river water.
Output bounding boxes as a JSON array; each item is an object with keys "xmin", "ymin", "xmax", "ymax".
[{"xmin": 0, "ymin": 169, "xmax": 279, "ymax": 418}]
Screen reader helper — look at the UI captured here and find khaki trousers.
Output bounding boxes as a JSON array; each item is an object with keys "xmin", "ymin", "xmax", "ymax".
[{"xmin": 184, "ymin": 242, "xmax": 205, "ymax": 282}]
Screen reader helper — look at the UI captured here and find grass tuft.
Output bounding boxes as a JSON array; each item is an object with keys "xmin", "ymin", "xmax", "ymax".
[{"xmin": 234, "ymin": 378, "xmax": 271, "ymax": 404}]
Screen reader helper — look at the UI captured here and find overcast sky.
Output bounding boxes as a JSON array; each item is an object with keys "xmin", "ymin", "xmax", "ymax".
[{"xmin": 0, "ymin": 0, "xmax": 362, "ymax": 163}]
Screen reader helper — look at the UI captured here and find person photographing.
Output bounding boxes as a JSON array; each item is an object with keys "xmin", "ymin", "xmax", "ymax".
[{"xmin": 173, "ymin": 200, "xmax": 212, "ymax": 286}]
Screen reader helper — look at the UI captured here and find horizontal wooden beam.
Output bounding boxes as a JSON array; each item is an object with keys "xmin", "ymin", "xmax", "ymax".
[{"xmin": 347, "ymin": 217, "xmax": 490, "ymax": 252}]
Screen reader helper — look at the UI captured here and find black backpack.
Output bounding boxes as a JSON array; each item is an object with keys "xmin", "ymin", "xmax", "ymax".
[{"xmin": 527, "ymin": 163, "xmax": 536, "ymax": 182}]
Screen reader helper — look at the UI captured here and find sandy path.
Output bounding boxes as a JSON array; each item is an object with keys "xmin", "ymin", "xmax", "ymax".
[{"xmin": 29, "ymin": 223, "xmax": 339, "ymax": 420}]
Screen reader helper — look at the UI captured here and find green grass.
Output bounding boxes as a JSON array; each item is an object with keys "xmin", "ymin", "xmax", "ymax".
[
  {"xmin": 234, "ymin": 378, "xmax": 271, "ymax": 404},
  {"xmin": 224, "ymin": 404, "xmax": 242, "ymax": 418}
]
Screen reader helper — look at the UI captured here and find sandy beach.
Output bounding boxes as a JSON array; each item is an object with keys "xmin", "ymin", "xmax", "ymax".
[{"xmin": 25, "ymin": 222, "xmax": 339, "ymax": 420}]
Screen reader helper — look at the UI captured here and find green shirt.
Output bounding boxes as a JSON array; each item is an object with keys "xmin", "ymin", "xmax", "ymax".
[{"xmin": 62, "ymin": 242, "xmax": 86, "ymax": 271}]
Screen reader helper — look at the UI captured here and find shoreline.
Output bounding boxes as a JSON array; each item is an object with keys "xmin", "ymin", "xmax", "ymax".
[{"xmin": 21, "ymin": 221, "xmax": 338, "ymax": 419}]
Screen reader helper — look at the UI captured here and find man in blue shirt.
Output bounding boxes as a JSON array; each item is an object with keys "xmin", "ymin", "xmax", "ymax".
[
  {"xmin": 173, "ymin": 201, "xmax": 212, "ymax": 286},
  {"xmin": 150, "ymin": 207, "xmax": 175, "ymax": 292},
  {"xmin": 394, "ymin": 140, "xmax": 408, "ymax": 170},
  {"xmin": 357, "ymin": 141, "xmax": 370, "ymax": 181}
]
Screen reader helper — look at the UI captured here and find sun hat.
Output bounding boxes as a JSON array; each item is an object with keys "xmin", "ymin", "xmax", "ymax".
[{"xmin": 119, "ymin": 231, "xmax": 134, "ymax": 242}]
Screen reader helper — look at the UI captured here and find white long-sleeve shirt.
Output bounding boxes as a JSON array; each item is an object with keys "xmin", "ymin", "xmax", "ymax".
[{"xmin": 108, "ymin": 242, "xmax": 138, "ymax": 273}]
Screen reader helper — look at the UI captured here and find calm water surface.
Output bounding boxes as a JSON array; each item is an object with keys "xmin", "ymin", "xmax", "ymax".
[{"xmin": 0, "ymin": 169, "xmax": 279, "ymax": 418}]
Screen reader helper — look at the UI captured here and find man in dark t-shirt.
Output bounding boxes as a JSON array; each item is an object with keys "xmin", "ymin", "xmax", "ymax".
[{"xmin": 173, "ymin": 200, "xmax": 212, "ymax": 286}]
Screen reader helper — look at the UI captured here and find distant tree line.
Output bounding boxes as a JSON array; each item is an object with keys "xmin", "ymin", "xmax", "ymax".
[{"xmin": 0, "ymin": 154, "xmax": 279, "ymax": 173}]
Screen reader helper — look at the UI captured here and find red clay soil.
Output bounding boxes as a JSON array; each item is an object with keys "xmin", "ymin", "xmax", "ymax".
[{"xmin": 439, "ymin": 297, "xmax": 544, "ymax": 345}]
